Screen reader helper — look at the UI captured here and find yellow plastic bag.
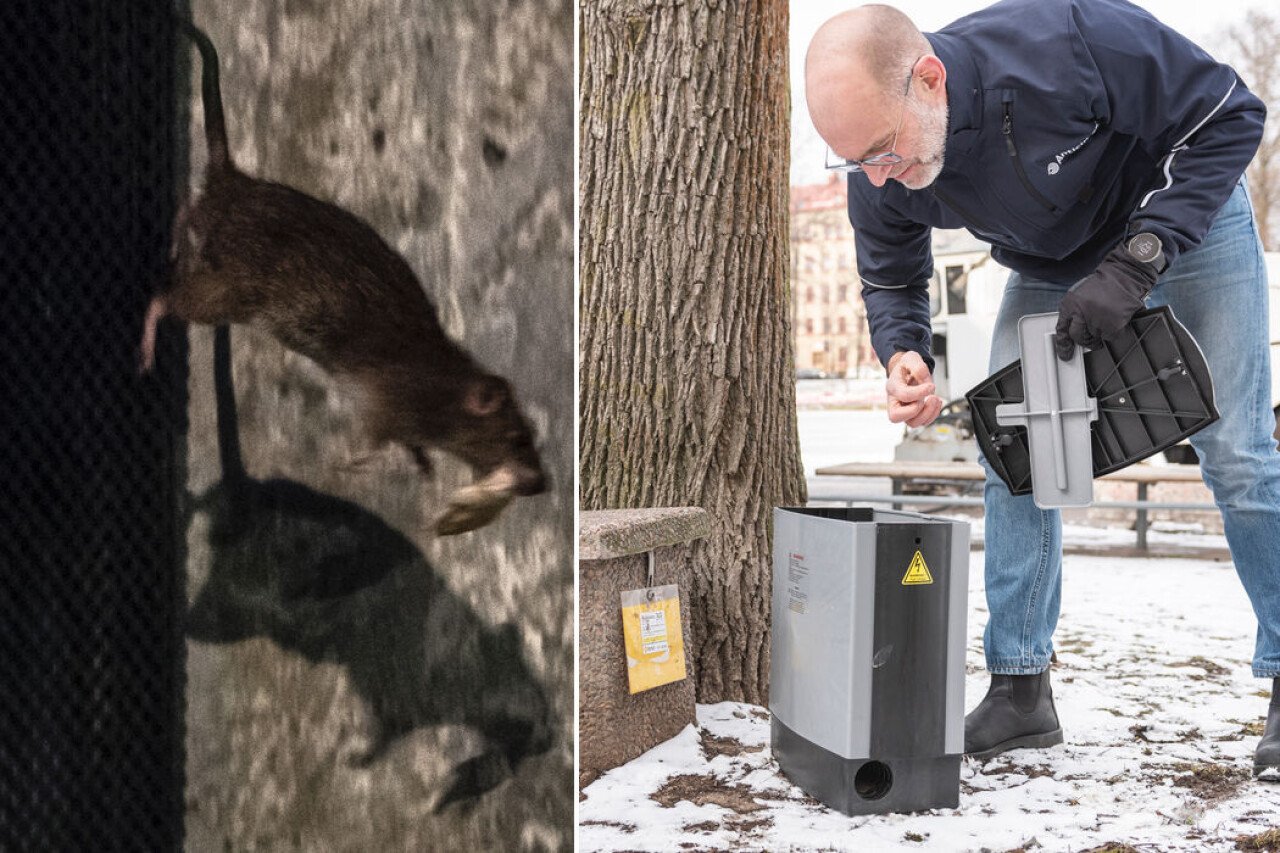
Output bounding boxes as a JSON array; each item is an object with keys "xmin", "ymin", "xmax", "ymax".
[{"xmin": 620, "ymin": 584, "xmax": 687, "ymax": 694}]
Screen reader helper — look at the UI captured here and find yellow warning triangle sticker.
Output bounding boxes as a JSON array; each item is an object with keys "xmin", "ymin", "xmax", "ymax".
[{"xmin": 901, "ymin": 550, "xmax": 934, "ymax": 586}]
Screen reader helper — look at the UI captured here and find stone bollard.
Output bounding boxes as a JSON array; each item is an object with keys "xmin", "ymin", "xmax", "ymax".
[{"xmin": 578, "ymin": 508, "xmax": 711, "ymax": 789}]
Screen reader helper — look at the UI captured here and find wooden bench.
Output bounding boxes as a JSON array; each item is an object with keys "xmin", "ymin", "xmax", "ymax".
[{"xmin": 813, "ymin": 460, "xmax": 1213, "ymax": 550}]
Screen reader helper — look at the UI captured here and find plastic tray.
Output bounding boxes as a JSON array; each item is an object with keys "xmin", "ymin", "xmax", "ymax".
[{"xmin": 965, "ymin": 306, "xmax": 1219, "ymax": 497}]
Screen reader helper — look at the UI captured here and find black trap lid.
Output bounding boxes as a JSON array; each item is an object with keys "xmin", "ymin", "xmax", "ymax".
[{"xmin": 965, "ymin": 306, "xmax": 1219, "ymax": 496}]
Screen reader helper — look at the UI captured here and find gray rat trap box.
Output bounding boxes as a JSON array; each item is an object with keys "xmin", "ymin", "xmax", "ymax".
[{"xmin": 769, "ymin": 507, "xmax": 969, "ymax": 815}]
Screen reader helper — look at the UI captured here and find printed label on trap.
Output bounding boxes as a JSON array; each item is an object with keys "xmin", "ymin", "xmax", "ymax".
[
  {"xmin": 621, "ymin": 583, "xmax": 686, "ymax": 693},
  {"xmin": 787, "ymin": 551, "xmax": 809, "ymax": 614},
  {"xmin": 639, "ymin": 610, "xmax": 669, "ymax": 655}
]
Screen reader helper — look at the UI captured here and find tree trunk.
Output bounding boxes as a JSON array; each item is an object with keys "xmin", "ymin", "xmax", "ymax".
[{"xmin": 579, "ymin": 0, "xmax": 806, "ymax": 705}]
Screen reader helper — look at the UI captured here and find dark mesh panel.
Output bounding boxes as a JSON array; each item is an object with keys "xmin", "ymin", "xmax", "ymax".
[{"xmin": 0, "ymin": 1, "xmax": 187, "ymax": 849}]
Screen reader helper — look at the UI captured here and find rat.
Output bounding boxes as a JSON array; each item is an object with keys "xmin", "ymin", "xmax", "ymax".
[{"xmin": 142, "ymin": 21, "xmax": 547, "ymax": 535}]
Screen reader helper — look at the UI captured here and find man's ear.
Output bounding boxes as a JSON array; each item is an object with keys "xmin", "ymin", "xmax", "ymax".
[{"xmin": 917, "ymin": 54, "xmax": 947, "ymax": 95}]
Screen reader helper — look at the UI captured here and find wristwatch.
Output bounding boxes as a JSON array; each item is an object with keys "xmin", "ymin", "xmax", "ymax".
[{"xmin": 1125, "ymin": 231, "xmax": 1168, "ymax": 274}]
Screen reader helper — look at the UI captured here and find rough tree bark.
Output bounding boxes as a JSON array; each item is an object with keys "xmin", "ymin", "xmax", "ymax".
[
  {"xmin": 579, "ymin": 0, "xmax": 806, "ymax": 705},
  {"xmin": 1219, "ymin": 9, "xmax": 1279, "ymax": 250}
]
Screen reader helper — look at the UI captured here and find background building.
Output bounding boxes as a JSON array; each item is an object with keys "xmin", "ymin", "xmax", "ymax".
[{"xmin": 789, "ymin": 175, "xmax": 873, "ymax": 378}]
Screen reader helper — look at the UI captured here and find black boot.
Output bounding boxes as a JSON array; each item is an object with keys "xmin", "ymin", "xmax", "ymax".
[
  {"xmin": 1256, "ymin": 677, "xmax": 1280, "ymax": 780},
  {"xmin": 964, "ymin": 668, "xmax": 1063, "ymax": 761}
]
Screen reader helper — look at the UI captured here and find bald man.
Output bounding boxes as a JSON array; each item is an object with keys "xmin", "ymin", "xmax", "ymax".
[{"xmin": 807, "ymin": 0, "xmax": 1279, "ymax": 778}]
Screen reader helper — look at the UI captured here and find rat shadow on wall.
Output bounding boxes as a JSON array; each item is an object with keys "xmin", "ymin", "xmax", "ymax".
[{"xmin": 184, "ymin": 329, "xmax": 554, "ymax": 813}]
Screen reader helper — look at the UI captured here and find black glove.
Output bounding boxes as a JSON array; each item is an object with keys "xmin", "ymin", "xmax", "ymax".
[{"xmin": 1054, "ymin": 244, "xmax": 1159, "ymax": 361}]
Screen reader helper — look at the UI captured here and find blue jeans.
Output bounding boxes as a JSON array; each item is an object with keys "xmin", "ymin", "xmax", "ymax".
[{"xmin": 980, "ymin": 180, "xmax": 1280, "ymax": 679}]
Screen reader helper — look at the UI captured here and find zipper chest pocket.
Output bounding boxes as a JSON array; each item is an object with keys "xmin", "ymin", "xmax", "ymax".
[{"xmin": 1001, "ymin": 101, "xmax": 1058, "ymax": 214}]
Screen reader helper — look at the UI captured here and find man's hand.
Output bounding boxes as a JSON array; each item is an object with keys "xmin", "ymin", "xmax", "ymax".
[
  {"xmin": 885, "ymin": 350, "xmax": 944, "ymax": 427},
  {"xmin": 1053, "ymin": 243, "xmax": 1159, "ymax": 361}
]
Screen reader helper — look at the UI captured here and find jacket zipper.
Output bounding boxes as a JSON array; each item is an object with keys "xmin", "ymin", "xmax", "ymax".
[{"xmin": 1002, "ymin": 102, "xmax": 1058, "ymax": 214}]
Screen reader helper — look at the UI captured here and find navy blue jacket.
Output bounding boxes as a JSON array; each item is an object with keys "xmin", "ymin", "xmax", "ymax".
[{"xmin": 848, "ymin": 0, "xmax": 1266, "ymax": 372}]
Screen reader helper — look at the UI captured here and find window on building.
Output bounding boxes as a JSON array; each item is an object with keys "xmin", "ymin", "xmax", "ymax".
[
  {"xmin": 805, "ymin": 318, "xmax": 814, "ymax": 334},
  {"xmin": 838, "ymin": 317, "xmax": 847, "ymax": 334},
  {"xmin": 821, "ymin": 285, "xmax": 830, "ymax": 304},
  {"xmin": 837, "ymin": 284, "xmax": 848, "ymax": 302},
  {"xmin": 805, "ymin": 286, "xmax": 815, "ymax": 304}
]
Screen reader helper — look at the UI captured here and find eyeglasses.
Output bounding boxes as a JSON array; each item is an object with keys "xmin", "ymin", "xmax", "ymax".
[{"xmin": 824, "ymin": 57, "xmax": 921, "ymax": 174}]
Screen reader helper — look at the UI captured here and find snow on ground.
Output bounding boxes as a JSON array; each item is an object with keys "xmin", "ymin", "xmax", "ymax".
[
  {"xmin": 797, "ymin": 408, "xmax": 899, "ymax": 476},
  {"xmin": 579, "ymin": 548, "xmax": 1280, "ymax": 852}
]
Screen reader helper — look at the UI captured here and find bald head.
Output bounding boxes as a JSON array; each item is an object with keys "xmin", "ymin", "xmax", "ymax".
[
  {"xmin": 808, "ymin": 6, "xmax": 929, "ymax": 95},
  {"xmin": 804, "ymin": 5, "xmax": 950, "ymax": 190},
  {"xmin": 806, "ymin": 5, "xmax": 932, "ymax": 143}
]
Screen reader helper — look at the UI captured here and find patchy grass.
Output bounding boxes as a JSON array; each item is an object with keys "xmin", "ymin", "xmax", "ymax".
[
  {"xmin": 730, "ymin": 815, "xmax": 773, "ymax": 835},
  {"xmin": 1130, "ymin": 723, "xmax": 1202, "ymax": 744},
  {"xmin": 1236, "ymin": 828, "xmax": 1280, "ymax": 852},
  {"xmin": 1219, "ymin": 719, "xmax": 1267, "ymax": 741},
  {"xmin": 1079, "ymin": 845, "xmax": 1143, "ymax": 853},
  {"xmin": 651, "ymin": 774, "xmax": 765, "ymax": 814},
  {"xmin": 698, "ymin": 728, "xmax": 765, "ymax": 761},
  {"xmin": 981, "ymin": 761, "xmax": 1055, "ymax": 779},
  {"xmin": 1171, "ymin": 761, "xmax": 1251, "ymax": 799},
  {"xmin": 580, "ymin": 820, "xmax": 637, "ymax": 834},
  {"xmin": 1056, "ymin": 638, "xmax": 1096, "ymax": 656},
  {"xmin": 1168, "ymin": 656, "xmax": 1231, "ymax": 679}
]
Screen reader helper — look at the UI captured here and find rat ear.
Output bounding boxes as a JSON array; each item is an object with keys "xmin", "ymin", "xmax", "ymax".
[{"xmin": 464, "ymin": 376, "xmax": 508, "ymax": 416}]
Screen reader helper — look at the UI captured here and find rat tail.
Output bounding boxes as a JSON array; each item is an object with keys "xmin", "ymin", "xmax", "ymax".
[
  {"xmin": 177, "ymin": 21, "xmax": 231, "ymax": 172},
  {"xmin": 213, "ymin": 325, "xmax": 248, "ymax": 506}
]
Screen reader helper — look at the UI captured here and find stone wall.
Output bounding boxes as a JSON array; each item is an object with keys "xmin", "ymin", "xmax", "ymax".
[
  {"xmin": 579, "ymin": 509, "xmax": 710, "ymax": 788},
  {"xmin": 178, "ymin": 2, "xmax": 573, "ymax": 849}
]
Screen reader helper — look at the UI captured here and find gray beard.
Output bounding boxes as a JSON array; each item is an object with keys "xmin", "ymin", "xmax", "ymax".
[{"xmin": 898, "ymin": 99, "xmax": 949, "ymax": 190}]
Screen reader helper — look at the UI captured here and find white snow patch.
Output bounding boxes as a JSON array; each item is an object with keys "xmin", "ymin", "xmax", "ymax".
[{"xmin": 579, "ymin": 551, "xmax": 1280, "ymax": 852}]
